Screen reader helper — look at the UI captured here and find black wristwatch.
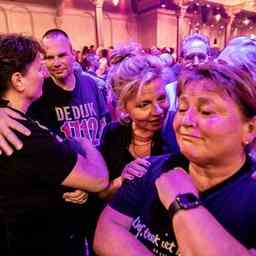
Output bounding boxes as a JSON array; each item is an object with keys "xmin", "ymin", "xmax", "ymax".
[{"xmin": 168, "ymin": 193, "xmax": 201, "ymax": 220}]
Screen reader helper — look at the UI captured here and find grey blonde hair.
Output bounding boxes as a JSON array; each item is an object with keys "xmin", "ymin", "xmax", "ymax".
[
  {"xmin": 181, "ymin": 33, "xmax": 210, "ymax": 58},
  {"xmin": 106, "ymin": 42, "xmax": 164, "ymax": 122},
  {"xmin": 217, "ymin": 35, "xmax": 256, "ymax": 81}
]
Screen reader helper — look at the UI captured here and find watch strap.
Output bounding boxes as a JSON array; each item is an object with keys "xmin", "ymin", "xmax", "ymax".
[{"xmin": 168, "ymin": 193, "xmax": 201, "ymax": 221}]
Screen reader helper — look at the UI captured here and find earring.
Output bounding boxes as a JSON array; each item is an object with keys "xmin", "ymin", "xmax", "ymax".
[{"xmin": 244, "ymin": 140, "xmax": 250, "ymax": 145}]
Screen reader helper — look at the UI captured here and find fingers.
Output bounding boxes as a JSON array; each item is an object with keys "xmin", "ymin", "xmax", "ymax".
[
  {"xmin": 64, "ymin": 195, "xmax": 88, "ymax": 204},
  {"xmin": 7, "ymin": 118, "xmax": 31, "ymax": 136},
  {"xmin": 134, "ymin": 158, "xmax": 151, "ymax": 168},
  {"xmin": 5, "ymin": 108, "xmax": 27, "ymax": 120},
  {"xmin": 63, "ymin": 190, "xmax": 89, "ymax": 204},
  {"xmin": 0, "ymin": 134, "xmax": 14, "ymax": 156},
  {"xmin": 122, "ymin": 159, "xmax": 151, "ymax": 180},
  {"xmin": 0, "ymin": 108, "xmax": 31, "ymax": 155},
  {"xmin": 0, "ymin": 123, "xmax": 26, "ymax": 155},
  {"xmin": 122, "ymin": 173, "xmax": 135, "ymax": 181},
  {"xmin": 128, "ymin": 165, "xmax": 147, "ymax": 176}
]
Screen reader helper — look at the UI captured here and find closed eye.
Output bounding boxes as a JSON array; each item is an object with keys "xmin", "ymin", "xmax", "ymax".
[
  {"xmin": 58, "ymin": 53, "xmax": 67, "ymax": 58},
  {"xmin": 200, "ymin": 110, "xmax": 214, "ymax": 116},
  {"xmin": 177, "ymin": 107, "xmax": 187, "ymax": 113},
  {"xmin": 44, "ymin": 55, "xmax": 54, "ymax": 60}
]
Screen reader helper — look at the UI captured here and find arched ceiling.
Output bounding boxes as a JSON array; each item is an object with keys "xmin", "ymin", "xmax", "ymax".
[{"xmin": 4, "ymin": 0, "xmax": 256, "ymax": 14}]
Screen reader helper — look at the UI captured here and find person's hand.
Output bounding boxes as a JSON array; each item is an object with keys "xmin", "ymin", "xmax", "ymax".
[
  {"xmin": 155, "ymin": 167, "xmax": 198, "ymax": 210},
  {"xmin": 62, "ymin": 189, "xmax": 89, "ymax": 204},
  {"xmin": 121, "ymin": 158, "xmax": 151, "ymax": 181},
  {"xmin": 0, "ymin": 107, "xmax": 31, "ymax": 155}
]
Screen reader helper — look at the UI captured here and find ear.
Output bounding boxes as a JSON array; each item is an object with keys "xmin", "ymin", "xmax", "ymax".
[
  {"xmin": 119, "ymin": 102, "xmax": 129, "ymax": 115},
  {"xmin": 11, "ymin": 72, "xmax": 25, "ymax": 92},
  {"xmin": 243, "ymin": 117, "xmax": 256, "ymax": 146},
  {"xmin": 71, "ymin": 48, "xmax": 76, "ymax": 61},
  {"xmin": 118, "ymin": 104, "xmax": 131, "ymax": 122}
]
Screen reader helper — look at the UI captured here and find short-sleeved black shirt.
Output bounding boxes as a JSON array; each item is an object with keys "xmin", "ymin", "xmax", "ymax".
[{"xmin": 0, "ymin": 107, "xmax": 77, "ymax": 255}]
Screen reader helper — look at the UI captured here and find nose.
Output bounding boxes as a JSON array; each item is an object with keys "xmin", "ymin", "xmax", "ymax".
[
  {"xmin": 192, "ymin": 56, "xmax": 200, "ymax": 66},
  {"xmin": 53, "ymin": 57, "xmax": 61, "ymax": 67},
  {"xmin": 181, "ymin": 108, "xmax": 196, "ymax": 127},
  {"xmin": 152, "ymin": 103, "xmax": 164, "ymax": 116}
]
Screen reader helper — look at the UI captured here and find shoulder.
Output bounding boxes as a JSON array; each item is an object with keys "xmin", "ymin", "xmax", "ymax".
[
  {"xmin": 102, "ymin": 121, "xmax": 131, "ymax": 139},
  {"xmin": 239, "ymin": 157, "xmax": 256, "ymax": 194},
  {"xmin": 104, "ymin": 121, "xmax": 130, "ymax": 134},
  {"xmin": 33, "ymin": 77, "xmax": 59, "ymax": 101},
  {"xmin": 8, "ymin": 108, "xmax": 48, "ymax": 138},
  {"xmin": 42, "ymin": 77, "xmax": 57, "ymax": 93},
  {"xmin": 17, "ymin": 118, "xmax": 58, "ymax": 148},
  {"xmin": 76, "ymin": 70, "xmax": 98, "ymax": 87},
  {"xmin": 100, "ymin": 122, "xmax": 131, "ymax": 148},
  {"xmin": 143, "ymin": 154, "xmax": 187, "ymax": 183},
  {"xmin": 213, "ymin": 156, "xmax": 256, "ymax": 207},
  {"xmin": 109, "ymin": 154, "xmax": 182, "ymax": 217}
]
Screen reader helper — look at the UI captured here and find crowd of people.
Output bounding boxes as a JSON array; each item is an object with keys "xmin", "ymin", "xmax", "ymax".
[{"xmin": 0, "ymin": 28, "xmax": 256, "ymax": 256}]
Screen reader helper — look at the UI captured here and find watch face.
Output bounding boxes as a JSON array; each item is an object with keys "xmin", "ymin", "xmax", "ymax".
[{"xmin": 177, "ymin": 193, "xmax": 200, "ymax": 209}]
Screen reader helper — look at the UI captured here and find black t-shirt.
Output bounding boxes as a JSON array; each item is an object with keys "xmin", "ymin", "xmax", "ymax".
[
  {"xmin": 26, "ymin": 71, "xmax": 110, "ymax": 250},
  {"xmin": 99, "ymin": 122, "xmax": 166, "ymax": 180},
  {"xmin": 110, "ymin": 154, "xmax": 256, "ymax": 255},
  {"xmin": 28, "ymin": 70, "xmax": 109, "ymax": 146},
  {"xmin": 0, "ymin": 107, "xmax": 77, "ymax": 255}
]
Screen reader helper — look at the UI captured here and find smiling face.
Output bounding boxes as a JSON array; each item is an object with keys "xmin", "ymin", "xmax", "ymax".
[
  {"xmin": 173, "ymin": 79, "xmax": 251, "ymax": 165},
  {"xmin": 42, "ymin": 35, "xmax": 75, "ymax": 81},
  {"xmin": 125, "ymin": 78, "xmax": 169, "ymax": 133}
]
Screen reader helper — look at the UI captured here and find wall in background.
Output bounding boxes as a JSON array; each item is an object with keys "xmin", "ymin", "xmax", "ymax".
[
  {"xmin": 0, "ymin": 0, "xmax": 239, "ymax": 52},
  {"xmin": 156, "ymin": 8, "xmax": 177, "ymax": 49},
  {"xmin": 0, "ymin": 1, "xmax": 138, "ymax": 50}
]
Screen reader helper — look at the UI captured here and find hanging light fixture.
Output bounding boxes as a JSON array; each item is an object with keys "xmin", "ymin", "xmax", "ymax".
[
  {"xmin": 112, "ymin": 0, "xmax": 119, "ymax": 6},
  {"xmin": 160, "ymin": 0, "xmax": 167, "ymax": 8},
  {"xmin": 243, "ymin": 17, "xmax": 250, "ymax": 25},
  {"xmin": 215, "ymin": 14, "xmax": 221, "ymax": 22}
]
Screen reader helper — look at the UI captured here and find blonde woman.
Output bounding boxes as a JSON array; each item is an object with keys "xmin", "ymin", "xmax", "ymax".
[{"xmin": 99, "ymin": 43, "xmax": 178, "ymax": 199}]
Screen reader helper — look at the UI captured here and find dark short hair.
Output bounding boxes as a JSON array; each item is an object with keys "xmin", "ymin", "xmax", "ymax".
[
  {"xmin": 42, "ymin": 28, "xmax": 69, "ymax": 39},
  {"xmin": 177, "ymin": 62, "xmax": 256, "ymax": 119},
  {"xmin": 0, "ymin": 33, "xmax": 42, "ymax": 97}
]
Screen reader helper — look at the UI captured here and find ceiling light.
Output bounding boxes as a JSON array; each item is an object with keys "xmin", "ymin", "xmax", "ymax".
[
  {"xmin": 243, "ymin": 18, "xmax": 250, "ymax": 25},
  {"xmin": 215, "ymin": 14, "xmax": 221, "ymax": 22},
  {"xmin": 112, "ymin": 0, "xmax": 119, "ymax": 6}
]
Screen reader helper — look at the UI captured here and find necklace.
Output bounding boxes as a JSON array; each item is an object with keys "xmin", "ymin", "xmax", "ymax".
[
  {"xmin": 131, "ymin": 140, "xmax": 152, "ymax": 146},
  {"xmin": 131, "ymin": 125, "xmax": 154, "ymax": 157},
  {"xmin": 133, "ymin": 133, "xmax": 153, "ymax": 143},
  {"xmin": 130, "ymin": 140, "xmax": 152, "ymax": 158},
  {"xmin": 132, "ymin": 124, "xmax": 154, "ymax": 143}
]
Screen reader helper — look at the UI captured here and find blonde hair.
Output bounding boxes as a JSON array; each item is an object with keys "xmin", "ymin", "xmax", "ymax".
[{"xmin": 106, "ymin": 42, "xmax": 164, "ymax": 122}]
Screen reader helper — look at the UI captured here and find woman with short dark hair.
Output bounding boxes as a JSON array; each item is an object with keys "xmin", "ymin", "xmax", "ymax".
[{"xmin": 0, "ymin": 34, "xmax": 108, "ymax": 255}]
